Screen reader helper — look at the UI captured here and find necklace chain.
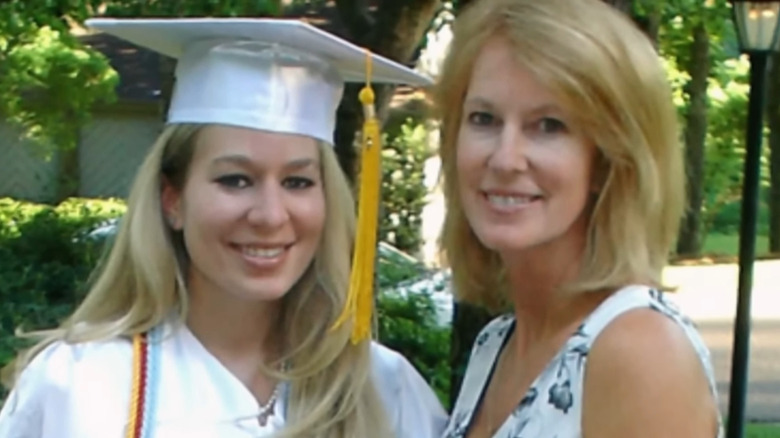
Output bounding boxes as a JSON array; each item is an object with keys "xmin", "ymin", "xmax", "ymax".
[{"xmin": 257, "ymin": 381, "xmax": 281, "ymax": 424}]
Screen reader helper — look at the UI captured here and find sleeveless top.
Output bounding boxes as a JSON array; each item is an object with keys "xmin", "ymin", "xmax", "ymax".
[{"xmin": 441, "ymin": 285, "xmax": 724, "ymax": 438}]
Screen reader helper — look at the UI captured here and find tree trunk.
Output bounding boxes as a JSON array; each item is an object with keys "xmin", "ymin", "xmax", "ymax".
[
  {"xmin": 55, "ymin": 144, "xmax": 80, "ymax": 203},
  {"xmin": 676, "ymin": 22, "xmax": 710, "ymax": 257},
  {"xmin": 334, "ymin": 0, "xmax": 440, "ymax": 182},
  {"xmin": 54, "ymin": 109, "xmax": 81, "ymax": 203},
  {"xmin": 767, "ymin": 51, "xmax": 780, "ymax": 253}
]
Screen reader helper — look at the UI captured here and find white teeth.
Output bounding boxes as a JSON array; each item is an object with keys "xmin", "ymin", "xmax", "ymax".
[
  {"xmin": 242, "ymin": 246, "xmax": 284, "ymax": 258},
  {"xmin": 487, "ymin": 195, "xmax": 536, "ymax": 207}
]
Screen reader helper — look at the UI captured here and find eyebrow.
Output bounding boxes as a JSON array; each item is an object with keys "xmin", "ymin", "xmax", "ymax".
[
  {"xmin": 210, "ymin": 155, "xmax": 319, "ymax": 170},
  {"xmin": 211, "ymin": 154, "xmax": 251, "ymax": 166},
  {"xmin": 463, "ymin": 97, "xmax": 565, "ymax": 116},
  {"xmin": 526, "ymin": 103, "xmax": 565, "ymax": 117},
  {"xmin": 284, "ymin": 158, "xmax": 319, "ymax": 170},
  {"xmin": 462, "ymin": 96, "xmax": 496, "ymax": 110}
]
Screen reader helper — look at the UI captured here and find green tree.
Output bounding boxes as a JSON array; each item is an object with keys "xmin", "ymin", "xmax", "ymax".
[
  {"xmin": 701, "ymin": 58, "xmax": 757, "ymax": 240},
  {"xmin": 661, "ymin": 0, "xmax": 772, "ymax": 250},
  {"xmin": 0, "ymin": 1, "xmax": 119, "ymax": 201},
  {"xmin": 380, "ymin": 119, "xmax": 433, "ymax": 254},
  {"xmin": 658, "ymin": 1, "xmax": 710, "ymax": 256},
  {"xmin": 0, "ymin": 1, "xmax": 118, "ymax": 154}
]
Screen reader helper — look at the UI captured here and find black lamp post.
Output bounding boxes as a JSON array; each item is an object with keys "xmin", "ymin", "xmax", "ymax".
[{"xmin": 727, "ymin": 2, "xmax": 780, "ymax": 438}]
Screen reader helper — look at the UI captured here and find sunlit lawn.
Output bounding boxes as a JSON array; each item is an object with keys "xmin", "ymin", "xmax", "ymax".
[
  {"xmin": 702, "ymin": 233, "xmax": 771, "ymax": 257},
  {"xmin": 746, "ymin": 423, "xmax": 780, "ymax": 437}
]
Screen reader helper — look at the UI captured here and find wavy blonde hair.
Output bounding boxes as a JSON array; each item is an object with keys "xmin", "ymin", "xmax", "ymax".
[
  {"xmin": 7, "ymin": 124, "xmax": 392, "ymax": 438},
  {"xmin": 435, "ymin": 0, "xmax": 685, "ymax": 311}
]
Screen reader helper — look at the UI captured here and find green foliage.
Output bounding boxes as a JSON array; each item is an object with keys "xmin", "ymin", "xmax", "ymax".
[
  {"xmin": 376, "ymin": 243, "xmax": 430, "ymax": 290},
  {"xmin": 102, "ymin": 0, "xmax": 284, "ymax": 17},
  {"xmin": 657, "ymin": 0, "xmax": 735, "ymax": 66},
  {"xmin": 703, "ymin": 58, "xmax": 751, "ymax": 235},
  {"xmin": 377, "ymin": 291, "xmax": 451, "ymax": 408},
  {"xmin": 663, "ymin": 51, "xmax": 772, "ymax": 240},
  {"xmin": 709, "ymin": 197, "xmax": 771, "ymax": 236},
  {"xmin": 375, "ymin": 246, "xmax": 451, "ymax": 407},
  {"xmin": 379, "ymin": 118, "xmax": 433, "ymax": 255},
  {"xmin": 658, "ymin": 2, "xmax": 771, "ymax": 246},
  {"xmin": 0, "ymin": 198, "xmax": 126, "ymax": 367},
  {"xmin": 0, "ymin": 2, "xmax": 118, "ymax": 154},
  {"xmin": 374, "ymin": 242, "xmax": 451, "ymax": 406}
]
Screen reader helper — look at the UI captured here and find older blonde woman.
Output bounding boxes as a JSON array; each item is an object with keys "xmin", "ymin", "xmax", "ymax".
[
  {"xmin": 0, "ymin": 18, "xmax": 447, "ymax": 438},
  {"xmin": 434, "ymin": 1, "xmax": 722, "ymax": 437}
]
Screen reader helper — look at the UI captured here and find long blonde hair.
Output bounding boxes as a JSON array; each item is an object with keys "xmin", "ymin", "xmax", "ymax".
[
  {"xmin": 435, "ymin": 0, "xmax": 685, "ymax": 311},
  {"xmin": 8, "ymin": 124, "xmax": 392, "ymax": 438}
]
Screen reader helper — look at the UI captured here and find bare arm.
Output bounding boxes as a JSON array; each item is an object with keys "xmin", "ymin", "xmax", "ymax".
[{"xmin": 582, "ymin": 308, "xmax": 719, "ymax": 438}]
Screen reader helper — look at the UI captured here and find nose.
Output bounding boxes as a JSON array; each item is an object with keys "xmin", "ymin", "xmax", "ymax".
[
  {"xmin": 246, "ymin": 182, "xmax": 290, "ymax": 229},
  {"xmin": 486, "ymin": 123, "xmax": 530, "ymax": 175}
]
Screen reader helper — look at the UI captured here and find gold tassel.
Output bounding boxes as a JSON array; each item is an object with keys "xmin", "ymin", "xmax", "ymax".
[{"xmin": 332, "ymin": 50, "xmax": 382, "ymax": 344}]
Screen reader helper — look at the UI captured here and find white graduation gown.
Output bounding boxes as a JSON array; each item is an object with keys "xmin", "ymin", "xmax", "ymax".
[{"xmin": 0, "ymin": 323, "xmax": 447, "ymax": 437}]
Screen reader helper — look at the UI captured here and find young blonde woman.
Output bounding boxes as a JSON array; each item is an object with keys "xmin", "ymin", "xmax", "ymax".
[
  {"xmin": 0, "ymin": 18, "xmax": 447, "ymax": 438},
  {"xmin": 435, "ymin": 1, "xmax": 722, "ymax": 437}
]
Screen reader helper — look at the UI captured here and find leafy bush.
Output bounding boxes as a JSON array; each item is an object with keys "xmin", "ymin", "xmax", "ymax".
[
  {"xmin": 0, "ymin": 197, "xmax": 126, "ymax": 368},
  {"xmin": 709, "ymin": 195, "xmax": 770, "ymax": 236},
  {"xmin": 376, "ymin": 243, "xmax": 452, "ymax": 406},
  {"xmin": 380, "ymin": 118, "xmax": 433, "ymax": 256},
  {"xmin": 377, "ymin": 291, "xmax": 451, "ymax": 408}
]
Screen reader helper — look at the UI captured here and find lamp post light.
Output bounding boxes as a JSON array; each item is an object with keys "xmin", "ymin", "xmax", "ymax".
[{"xmin": 727, "ymin": 2, "xmax": 780, "ymax": 438}]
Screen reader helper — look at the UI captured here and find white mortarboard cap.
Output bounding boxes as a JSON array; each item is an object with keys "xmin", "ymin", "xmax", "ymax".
[{"xmin": 84, "ymin": 18, "xmax": 433, "ymax": 145}]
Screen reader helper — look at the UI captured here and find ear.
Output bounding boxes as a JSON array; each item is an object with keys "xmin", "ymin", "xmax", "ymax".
[{"xmin": 161, "ymin": 179, "xmax": 184, "ymax": 230}]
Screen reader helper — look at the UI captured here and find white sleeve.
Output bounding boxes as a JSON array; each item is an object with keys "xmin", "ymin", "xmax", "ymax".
[
  {"xmin": 370, "ymin": 342, "xmax": 449, "ymax": 438},
  {"xmin": 0, "ymin": 372, "xmax": 44, "ymax": 438},
  {"xmin": 0, "ymin": 344, "xmax": 71, "ymax": 438}
]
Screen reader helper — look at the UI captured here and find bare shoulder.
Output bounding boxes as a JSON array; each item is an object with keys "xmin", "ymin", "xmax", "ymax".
[{"xmin": 582, "ymin": 308, "xmax": 719, "ymax": 438}]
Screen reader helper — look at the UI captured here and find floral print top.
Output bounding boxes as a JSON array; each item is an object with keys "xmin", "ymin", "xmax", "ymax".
[{"xmin": 441, "ymin": 285, "xmax": 724, "ymax": 438}]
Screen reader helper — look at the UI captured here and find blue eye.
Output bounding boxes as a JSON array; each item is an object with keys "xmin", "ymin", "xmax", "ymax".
[
  {"xmin": 283, "ymin": 177, "xmax": 315, "ymax": 189},
  {"xmin": 215, "ymin": 174, "xmax": 251, "ymax": 188},
  {"xmin": 467, "ymin": 111, "xmax": 498, "ymax": 127}
]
